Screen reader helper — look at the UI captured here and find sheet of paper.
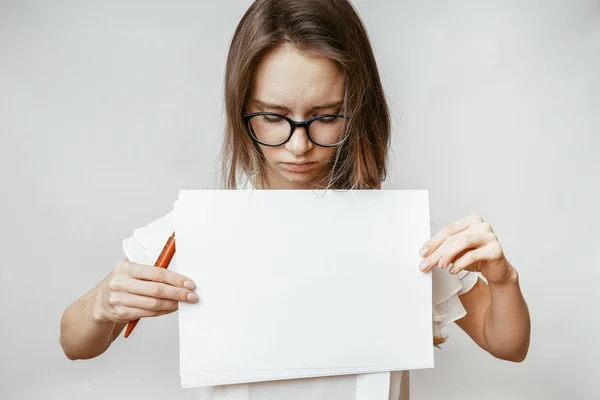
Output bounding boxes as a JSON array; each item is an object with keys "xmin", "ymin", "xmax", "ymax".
[{"xmin": 174, "ymin": 189, "xmax": 433, "ymax": 387}]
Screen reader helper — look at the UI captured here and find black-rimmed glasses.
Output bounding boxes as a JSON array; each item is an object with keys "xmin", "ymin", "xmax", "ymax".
[{"xmin": 242, "ymin": 112, "xmax": 348, "ymax": 147}]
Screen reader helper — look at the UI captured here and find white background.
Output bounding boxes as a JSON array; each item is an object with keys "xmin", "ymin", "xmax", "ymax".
[{"xmin": 1, "ymin": 0, "xmax": 598, "ymax": 399}]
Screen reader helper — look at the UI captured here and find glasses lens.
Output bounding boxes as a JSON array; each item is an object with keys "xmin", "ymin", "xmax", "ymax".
[
  {"xmin": 310, "ymin": 115, "xmax": 346, "ymax": 145},
  {"xmin": 248, "ymin": 114, "xmax": 290, "ymax": 145}
]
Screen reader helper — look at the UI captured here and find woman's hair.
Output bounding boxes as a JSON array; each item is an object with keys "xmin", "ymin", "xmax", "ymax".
[
  {"xmin": 220, "ymin": 0, "xmax": 391, "ymax": 191},
  {"xmin": 219, "ymin": 0, "xmax": 447, "ymax": 346}
]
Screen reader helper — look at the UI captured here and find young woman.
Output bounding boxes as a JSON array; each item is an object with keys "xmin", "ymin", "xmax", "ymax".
[{"xmin": 60, "ymin": 0, "xmax": 530, "ymax": 398}]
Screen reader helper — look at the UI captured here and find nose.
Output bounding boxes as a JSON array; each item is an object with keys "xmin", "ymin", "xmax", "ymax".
[{"xmin": 284, "ymin": 125, "xmax": 313, "ymax": 156}]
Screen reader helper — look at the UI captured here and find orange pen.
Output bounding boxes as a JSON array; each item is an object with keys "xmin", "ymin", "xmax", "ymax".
[{"xmin": 124, "ymin": 231, "xmax": 176, "ymax": 338}]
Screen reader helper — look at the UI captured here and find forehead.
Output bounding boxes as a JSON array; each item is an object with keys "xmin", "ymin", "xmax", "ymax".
[{"xmin": 250, "ymin": 44, "xmax": 344, "ymax": 109}]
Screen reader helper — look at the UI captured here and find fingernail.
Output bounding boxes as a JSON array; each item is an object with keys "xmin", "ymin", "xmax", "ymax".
[
  {"xmin": 449, "ymin": 266, "xmax": 455, "ymax": 274},
  {"xmin": 437, "ymin": 259, "xmax": 444, "ymax": 269},
  {"xmin": 447, "ymin": 262, "xmax": 454, "ymax": 272},
  {"xmin": 419, "ymin": 259, "xmax": 429, "ymax": 271},
  {"xmin": 184, "ymin": 280, "xmax": 195, "ymax": 290},
  {"xmin": 419, "ymin": 246, "xmax": 429, "ymax": 257},
  {"xmin": 187, "ymin": 293, "xmax": 199, "ymax": 303}
]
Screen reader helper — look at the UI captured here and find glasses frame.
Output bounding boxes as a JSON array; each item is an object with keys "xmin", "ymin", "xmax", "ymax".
[{"xmin": 242, "ymin": 112, "xmax": 348, "ymax": 147}]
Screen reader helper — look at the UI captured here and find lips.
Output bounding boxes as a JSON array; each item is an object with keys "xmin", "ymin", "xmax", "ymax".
[{"xmin": 281, "ymin": 162, "xmax": 316, "ymax": 173}]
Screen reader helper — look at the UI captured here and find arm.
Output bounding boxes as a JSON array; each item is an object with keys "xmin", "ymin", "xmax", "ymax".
[
  {"xmin": 455, "ymin": 264, "xmax": 530, "ymax": 362},
  {"xmin": 59, "ymin": 273, "xmax": 126, "ymax": 360},
  {"xmin": 59, "ymin": 259, "xmax": 198, "ymax": 360},
  {"xmin": 419, "ymin": 214, "xmax": 531, "ymax": 362}
]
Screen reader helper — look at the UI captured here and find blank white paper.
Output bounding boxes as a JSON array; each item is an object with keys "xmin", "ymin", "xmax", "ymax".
[{"xmin": 174, "ymin": 189, "xmax": 433, "ymax": 387}]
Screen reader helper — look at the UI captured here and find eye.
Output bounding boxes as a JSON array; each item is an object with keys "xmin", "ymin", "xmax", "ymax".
[
  {"xmin": 259, "ymin": 114, "xmax": 285, "ymax": 124},
  {"xmin": 316, "ymin": 115, "xmax": 341, "ymax": 124}
]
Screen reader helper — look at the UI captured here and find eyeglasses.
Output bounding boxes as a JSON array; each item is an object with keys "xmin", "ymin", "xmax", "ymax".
[{"xmin": 242, "ymin": 112, "xmax": 348, "ymax": 147}]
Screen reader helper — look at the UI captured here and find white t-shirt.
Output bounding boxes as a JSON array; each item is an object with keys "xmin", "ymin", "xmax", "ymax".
[{"xmin": 122, "ymin": 189, "xmax": 479, "ymax": 400}]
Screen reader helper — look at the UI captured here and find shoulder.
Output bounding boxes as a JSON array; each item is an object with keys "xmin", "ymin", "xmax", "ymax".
[
  {"xmin": 431, "ymin": 267, "xmax": 480, "ymax": 338},
  {"xmin": 122, "ymin": 182, "xmax": 255, "ymax": 264},
  {"xmin": 123, "ymin": 211, "xmax": 174, "ymax": 265}
]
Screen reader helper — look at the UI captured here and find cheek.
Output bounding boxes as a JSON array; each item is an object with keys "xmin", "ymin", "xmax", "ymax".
[
  {"xmin": 313, "ymin": 147, "xmax": 337, "ymax": 163},
  {"xmin": 260, "ymin": 147, "xmax": 280, "ymax": 165}
]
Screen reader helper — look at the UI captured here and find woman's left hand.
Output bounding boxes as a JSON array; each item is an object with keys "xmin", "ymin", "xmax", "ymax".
[{"xmin": 418, "ymin": 214, "xmax": 514, "ymax": 284}]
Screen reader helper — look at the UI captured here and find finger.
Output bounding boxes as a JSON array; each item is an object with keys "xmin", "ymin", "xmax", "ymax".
[
  {"xmin": 420, "ymin": 231, "xmax": 494, "ymax": 272},
  {"xmin": 435, "ymin": 232, "xmax": 497, "ymax": 271},
  {"xmin": 110, "ymin": 305, "xmax": 173, "ymax": 323},
  {"xmin": 449, "ymin": 241, "xmax": 503, "ymax": 275},
  {"xmin": 420, "ymin": 214, "xmax": 484, "ymax": 257},
  {"xmin": 110, "ymin": 277, "xmax": 198, "ymax": 303},
  {"xmin": 109, "ymin": 291, "xmax": 181, "ymax": 312},
  {"xmin": 123, "ymin": 262, "xmax": 195, "ymax": 290}
]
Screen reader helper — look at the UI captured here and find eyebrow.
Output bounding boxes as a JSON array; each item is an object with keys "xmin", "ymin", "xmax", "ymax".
[{"xmin": 252, "ymin": 99, "xmax": 343, "ymax": 111}]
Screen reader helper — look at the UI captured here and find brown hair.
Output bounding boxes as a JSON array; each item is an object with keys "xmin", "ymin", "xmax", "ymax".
[
  {"xmin": 220, "ymin": 0, "xmax": 390, "ymax": 191},
  {"xmin": 219, "ymin": 0, "xmax": 446, "ymax": 346}
]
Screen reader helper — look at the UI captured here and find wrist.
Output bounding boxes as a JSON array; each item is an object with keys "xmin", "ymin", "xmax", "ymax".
[
  {"xmin": 487, "ymin": 263, "xmax": 519, "ymax": 287},
  {"xmin": 91, "ymin": 286, "xmax": 112, "ymax": 325}
]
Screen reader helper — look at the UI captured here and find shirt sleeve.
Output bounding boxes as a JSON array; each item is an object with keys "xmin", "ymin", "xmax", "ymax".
[
  {"xmin": 122, "ymin": 210, "xmax": 175, "ymax": 265},
  {"xmin": 429, "ymin": 221, "xmax": 481, "ymax": 337}
]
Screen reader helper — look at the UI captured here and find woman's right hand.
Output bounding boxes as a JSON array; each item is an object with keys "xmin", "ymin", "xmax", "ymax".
[{"xmin": 93, "ymin": 260, "xmax": 199, "ymax": 324}]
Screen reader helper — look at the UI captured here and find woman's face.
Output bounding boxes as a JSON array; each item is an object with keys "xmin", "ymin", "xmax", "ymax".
[{"xmin": 247, "ymin": 44, "xmax": 345, "ymax": 189}]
